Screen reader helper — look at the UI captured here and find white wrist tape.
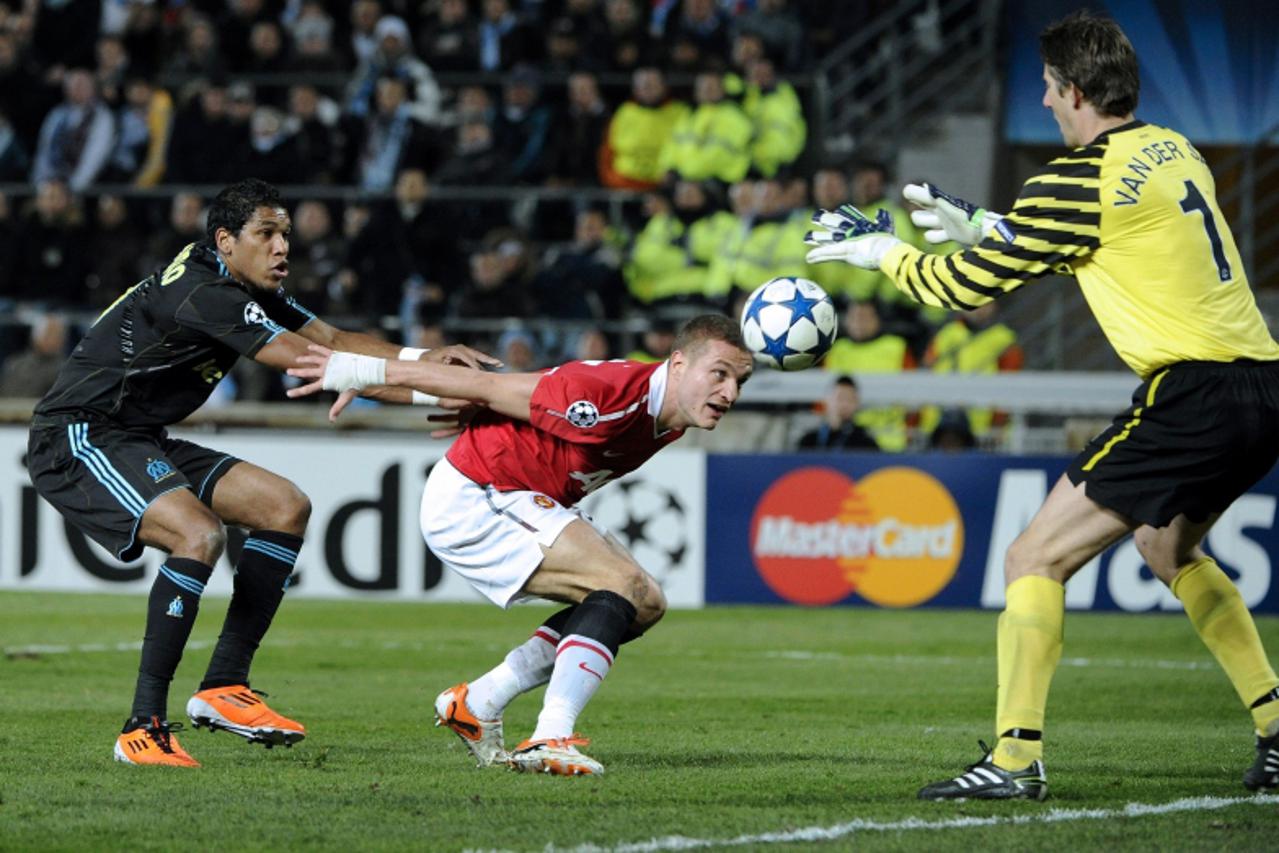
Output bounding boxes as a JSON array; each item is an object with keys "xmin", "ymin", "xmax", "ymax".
[
  {"xmin": 398, "ymin": 347, "xmax": 429, "ymax": 361},
  {"xmin": 411, "ymin": 390, "xmax": 441, "ymax": 406},
  {"xmin": 321, "ymin": 352, "xmax": 386, "ymax": 393}
]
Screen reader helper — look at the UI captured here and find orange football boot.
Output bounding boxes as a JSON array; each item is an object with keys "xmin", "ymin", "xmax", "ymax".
[
  {"xmin": 186, "ymin": 685, "xmax": 305, "ymax": 748},
  {"xmin": 113, "ymin": 717, "xmax": 200, "ymax": 767},
  {"xmin": 508, "ymin": 734, "xmax": 603, "ymax": 776},
  {"xmin": 434, "ymin": 682, "xmax": 507, "ymax": 766}
]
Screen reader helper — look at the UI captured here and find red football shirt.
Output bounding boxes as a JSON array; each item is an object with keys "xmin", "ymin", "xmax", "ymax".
[{"xmin": 445, "ymin": 359, "xmax": 684, "ymax": 505}]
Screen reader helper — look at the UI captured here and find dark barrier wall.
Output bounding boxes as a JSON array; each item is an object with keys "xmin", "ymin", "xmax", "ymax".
[{"xmin": 706, "ymin": 454, "xmax": 1279, "ymax": 613}]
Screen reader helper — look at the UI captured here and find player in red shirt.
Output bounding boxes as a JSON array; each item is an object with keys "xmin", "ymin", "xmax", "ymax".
[{"xmin": 289, "ymin": 315, "xmax": 753, "ymax": 775}]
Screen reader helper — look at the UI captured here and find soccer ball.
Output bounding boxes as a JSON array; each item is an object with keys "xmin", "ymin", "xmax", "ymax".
[{"xmin": 740, "ymin": 277, "xmax": 838, "ymax": 370}]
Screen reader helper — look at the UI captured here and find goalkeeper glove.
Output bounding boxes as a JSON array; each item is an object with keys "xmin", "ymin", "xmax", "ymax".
[
  {"xmin": 902, "ymin": 182, "xmax": 1005, "ymax": 246},
  {"xmin": 804, "ymin": 205, "xmax": 900, "ymax": 269}
]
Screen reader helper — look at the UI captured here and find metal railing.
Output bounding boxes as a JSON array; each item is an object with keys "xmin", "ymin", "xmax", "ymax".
[{"xmin": 813, "ymin": 0, "xmax": 1002, "ymax": 157}]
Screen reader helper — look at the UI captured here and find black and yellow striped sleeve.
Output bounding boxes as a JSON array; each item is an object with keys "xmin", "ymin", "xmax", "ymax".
[{"xmin": 881, "ymin": 148, "xmax": 1103, "ymax": 310}]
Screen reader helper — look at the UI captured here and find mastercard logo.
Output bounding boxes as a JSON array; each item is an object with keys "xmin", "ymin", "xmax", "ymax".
[{"xmin": 749, "ymin": 466, "xmax": 963, "ymax": 607}]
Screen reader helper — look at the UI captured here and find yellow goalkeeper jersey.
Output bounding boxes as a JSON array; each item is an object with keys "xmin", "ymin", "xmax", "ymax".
[{"xmin": 880, "ymin": 120, "xmax": 1279, "ymax": 378}]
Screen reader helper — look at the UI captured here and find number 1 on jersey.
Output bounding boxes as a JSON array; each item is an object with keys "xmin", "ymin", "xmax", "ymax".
[{"xmin": 1178, "ymin": 180, "xmax": 1232, "ymax": 282}]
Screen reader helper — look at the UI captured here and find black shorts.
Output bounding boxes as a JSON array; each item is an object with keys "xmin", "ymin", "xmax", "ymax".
[
  {"xmin": 27, "ymin": 419, "xmax": 241, "ymax": 561},
  {"xmin": 1067, "ymin": 360, "xmax": 1279, "ymax": 527}
]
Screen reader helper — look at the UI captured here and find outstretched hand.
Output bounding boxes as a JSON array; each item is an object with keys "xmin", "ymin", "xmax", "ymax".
[
  {"xmin": 804, "ymin": 205, "xmax": 901, "ymax": 269},
  {"xmin": 424, "ymin": 344, "xmax": 503, "ymax": 371},
  {"xmin": 286, "ymin": 344, "xmax": 361, "ymax": 422}
]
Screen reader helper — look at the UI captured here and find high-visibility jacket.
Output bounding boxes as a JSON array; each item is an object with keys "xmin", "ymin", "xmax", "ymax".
[
  {"xmin": 743, "ymin": 81, "xmax": 805, "ymax": 178},
  {"xmin": 706, "ymin": 215, "xmax": 813, "ymax": 301},
  {"xmin": 658, "ymin": 100, "xmax": 753, "ymax": 184},
  {"xmin": 626, "ymin": 210, "xmax": 739, "ymax": 304},
  {"xmin": 602, "ymin": 100, "xmax": 689, "ymax": 188},
  {"xmin": 822, "ymin": 333, "xmax": 913, "ymax": 451},
  {"xmin": 922, "ymin": 320, "xmax": 1022, "ymax": 436}
]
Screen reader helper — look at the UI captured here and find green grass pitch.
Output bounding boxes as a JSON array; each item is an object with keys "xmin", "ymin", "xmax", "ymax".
[{"xmin": 2, "ymin": 592, "xmax": 1276, "ymax": 851}]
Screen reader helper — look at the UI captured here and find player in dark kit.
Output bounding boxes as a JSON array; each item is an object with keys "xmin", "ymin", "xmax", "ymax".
[{"xmin": 27, "ymin": 178, "xmax": 496, "ymax": 767}]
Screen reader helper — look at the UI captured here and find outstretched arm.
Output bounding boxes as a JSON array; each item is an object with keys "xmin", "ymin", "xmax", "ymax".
[
  {"xmin": 286, "ymin": 346, "xmax": 540, "ymax": 422},
  {"xmin": 297, "ymin": 316, "xmax": 502, "ymax": 371}
]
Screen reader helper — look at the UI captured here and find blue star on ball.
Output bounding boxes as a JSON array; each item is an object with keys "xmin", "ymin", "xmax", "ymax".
[{"xmin": 779, "ymin": 287, "xmax": 823, "ymax": 326}]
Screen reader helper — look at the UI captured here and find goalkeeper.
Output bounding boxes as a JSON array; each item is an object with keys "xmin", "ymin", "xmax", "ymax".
[{"xmin": 805, "ymin": 10, "xmax": 1279, "ymax": 801}]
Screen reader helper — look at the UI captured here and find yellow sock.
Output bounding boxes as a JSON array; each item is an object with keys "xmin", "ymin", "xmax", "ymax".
[
  {"xmin": 1172, "ymin": 557, "xmax": 1279, "ymax": 736},
  {"xmin": 992, "ymin": 575, "xmax": 1064, "ymax": 770}
]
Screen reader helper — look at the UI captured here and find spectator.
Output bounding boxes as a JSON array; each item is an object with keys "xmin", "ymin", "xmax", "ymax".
[
  {"xmin": 0, "ymin": 32, "xmax": 59, "ymax": 152},
  {"xmin": 117, "ymin": 0, "xmax": 164, "ymax": 76},
  {"xmin": 287, "ymin": 200, "xmax": 348, "ymax": 315},
  {"xmin": 658, "ymin": 0, "xmax": 731, "ymax": 72},
  {"xmin": 31, "ymin": 69, "xmax": 115, "ymax": 192},
  {"xmin": 347, "ymin": 15, "xmax": 443, "ymax": 126},
  {"xmin": 85, "ymin": 194, "xmax": 145, "ymax": 309},
  {"xmin": 495, "ymin": 327, "xmax": 541, "ymax": 372},
  {"xmin": 930, "ymin": 408, "xmax": 978, "ymax": 451},
  {"xmin": 450, "ymin": 228, "xmax": 536, "ymax": 320},
  {"xmin": 434, "ymin": 118, "xmax": 508, "ymax": 186},
  {"xmin": 532, "ymin": 207, "xmax": 626, "ymax": 321},
  {"xmin": 734, "ymin": 0, "xmax": 806, "ymax": 71},
  {"xmin": 708, "ymin": 175, "xmax": 811, "ymax": 304},
  {"xmin": 104, "ymin": 76, "xmax": 173, "ymax": 186},
  {"xmin": 352, "ymin": 74, "xmax": 435, "ymax": 192},
  {"xmin": 141, "ymin": 192, "xmax": 204, "ymax": 276},
  {"xmin": 346, "ymin": 167, "xmax": 463, "ymax": 320},
  {"xmin": 11, "ymin": 181, "xmax": 89, "ymax": 306},
  {"xmin": 162, "ymin": 14, "xmax": 226, "ymax": 78},
  {"xmin": 0, "ymin": 312, "xmax": 69, "ymax": 399},
  {"xmin": 544, "ymin": 15, "xmax": 589, "ymax": 73},
  {"xmin": 658, "ymin": 71, "xmax": 751, "ymax": 184},
  {"xmin": 286, "ymin": 7, "xmax": 348, "ymax": 76},
  {"xmin": 822, "ymin": 300, "xmax": 915, "ymax": 452},
  {"xmin": 548, "ymin": 72, "xmax": 610, "ymax": 186},
  {"xmin": 797, "ymin": 376, "xmax": 880, "ymax": 451},
  {"xmin": 626, "ymin": 319, "xmax": 676, "ymax": 362},
  {"xmin": 165, "ymin": 80, "xmax": 237, "ymax": 184},
  {"xmin": 419, "ymin": 0, "xmax": 479, "ymax": 73},
  {"xmin": 94, "ymin": 35, "xmax": 131, "ymax": 108},
  {"xmin": 842, "ymin": 160, "xmax": 930, "ymax": 339},
  {"xmin": 0, "ymin": 111, "xmax": 31, "ymax": 181},
  {"xmin": 245, "ymin": 21, "xmax": 290, "ymax": 103},
  {"xmin": 246, "ymin": 106, "xmax": 307, "ymax": 184},
  {"xmin": 743, "ymin": 56, "xmax": 806, "ymax": 177},
  {"xmin": 921, "ymin": 301, "xmax": 1025, "ymax": 441},
  {"xmin": 220, "ymin": 81, "xmax": 258, "ymax": 179},
  {"xmin": 572, "ymin": 327, "xmax": 612, "ymax": 361},
  {"xmin": 218, "ymin": 0, "xmax": 274, "ymax": 73},
  {"xmin": 286, "ymin": 84, "xmax": 341, "ymax": 183},
  {"xmin": 626, "ymin": 179, "xmax": 737, "ymax": 308},
  {"xmin": 592, "ymin": 0, "xmax": 654, "ymax": 71},
  {"xmin": 600, "ymin": 66, "xmax": 687, "ymax": 190},
  {"xmin": 0, "ymin": 192, "xmax": 17, "ymax": 297},
  {"xmin": 492, "ymin": 65, "xmax": 555, "ymax": 184},
  {"xmin": 477, "ymin": 0, "xmax": 541, "ymax": 71},
  {"xmin": 347, "ymin": 0, "xmax": 384, "ymax": 68}
]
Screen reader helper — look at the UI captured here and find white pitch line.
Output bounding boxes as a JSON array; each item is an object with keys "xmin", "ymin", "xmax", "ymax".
[
  {"xmin": 763, "ymin": 650, "xmax": 1219, "ymax": 671},
  {"xmin": 4, "ymin": 639, "xmax": 213, "ymax": 658},
  {"xmin": 550, "ymin": 794, "xmax": 1279, "ymax": 853}
]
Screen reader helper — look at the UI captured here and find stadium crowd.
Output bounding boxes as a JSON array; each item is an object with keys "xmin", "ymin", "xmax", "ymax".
[{"xmin": 0, "ymin": 0, "xmax": 1015, "ymax": 448}]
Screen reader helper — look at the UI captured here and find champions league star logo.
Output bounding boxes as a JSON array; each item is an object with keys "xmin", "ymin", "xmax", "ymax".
[
  {"xmin": 582, "ymin": 479, "xmax": 688, "ymax": 582},
  {"xmin": 244, "ymin": 301, "xmax": 268, "ymax": 325},
  {"xmin": 566, "ymin": 400, "xmax": 600, "ymax": 428}
]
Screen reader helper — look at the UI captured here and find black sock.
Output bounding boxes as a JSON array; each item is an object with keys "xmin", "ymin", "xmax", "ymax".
[
  {"xmin": 561, "ymin": 590, "xmax": 637, "ymax": 657},
  {"xmin": 541, "ymin": 606, "xmax": 576, "ymax": 637},
  {"xmin": 200, "ymin": 530, "xmax": 300, "ymax": 690},
  {"xmin": 1000, "ymin": 728, "xmax": 1043, "ymax": 741},
  {"xmin": 130, "ymin": 558, "xmax": 214, "ymax": 720}
]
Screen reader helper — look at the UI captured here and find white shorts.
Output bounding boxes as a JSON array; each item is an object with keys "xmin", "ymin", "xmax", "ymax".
[{"xmin": 420, "ymin": 457, "xmax": 606, "ymax": 608}]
